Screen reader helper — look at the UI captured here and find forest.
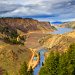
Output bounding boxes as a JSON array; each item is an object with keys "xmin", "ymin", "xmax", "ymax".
[{"xmin": 39, "ymin": 43, "xmax": 75, "ymax": 75}]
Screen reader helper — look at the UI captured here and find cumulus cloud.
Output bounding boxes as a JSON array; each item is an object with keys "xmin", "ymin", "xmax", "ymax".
[{"xmin": 0, "ymin": 0, "xmax": 75, "ymax": 22}]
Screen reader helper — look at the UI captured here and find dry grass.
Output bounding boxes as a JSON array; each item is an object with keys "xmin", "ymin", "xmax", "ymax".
[{"xmin": 0, "ymin": 40, "xmax": 32, "ymax": 75}]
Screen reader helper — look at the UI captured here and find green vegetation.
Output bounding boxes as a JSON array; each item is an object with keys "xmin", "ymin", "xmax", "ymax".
[
  {"xmin": 0, "ymin": 39, "xmax": 32, "ymax": 75},
  {"xmin": 51, "ymin": 26, "xmax": 57, "ymax": 30},
  {"xmin": 20, "ymin": 62, "xmax": 28, "ymax": 75},
  {"xmin": 0, "ymin": 18, "xmax": 54, "ymax": 33},
  {"xmin": 0, "ymin": 67, "xmax": 8, "ymax": 75},
  {"xmin": 0, "ymin": 20, "xmax": 33, "ymax": 75},
  {"xmin": 3, "ymin": 70, "xmax": 8, "ymax": 75},
  {"xmin": 0, "ymin": 25, "xmax": 26, "ymax": 45},
  {"xmin": 28, "ymin": 66, "xmax": 33, "ymax": 75},
  {"xmin": 39, "ymin": 43, "xmax": 75, "ymax": 75},
  {"xmin": 0, "ymin": 18, "xmax": 55, "ymax": 75},
  {"xmin": 20, "ymin": 62, "xmax": 33, "ymax": 75},
  {"xmin": 0, "ymin": 25, "xmax": 32, "ymax": 75}
]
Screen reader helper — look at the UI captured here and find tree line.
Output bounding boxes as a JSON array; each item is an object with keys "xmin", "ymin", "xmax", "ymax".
[
  {"xmin": 20, "ymin": 61, "xmax": 33, "ymax": 75},
  {"xmin": 39, "ymin": 43, "xmax": 75, "ymax": 75}
]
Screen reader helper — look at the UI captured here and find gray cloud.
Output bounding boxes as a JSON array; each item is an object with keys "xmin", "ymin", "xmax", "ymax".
[
  {"xmin": 0, "ymin": 3, "xmax": 22, "ymax": 14},
  {"xmin": 0, "ymin": 0, "xmax": 75, "ymax": 22}
]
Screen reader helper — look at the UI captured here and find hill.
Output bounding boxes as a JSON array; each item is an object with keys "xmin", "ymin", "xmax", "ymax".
[
  {"xmin": 60, "ymin": 21, "xmax": 75, "ymax": 29},
  {"xmin": 39, "ymin": 31, "xmax": 75, "ymax": 52},
  {"xmin": 0, "ymin": 17, "xmax": 56, "ymax": 75},
  {"xmin": 0, "ymin": 18, "xmax": 54, "ymax": 33},
  {"xmin": 39, "ymin": 43, "xmax": 75, "ymax": 75},
  {"xmin": 0, "ymin": 24, "xmax": 32, "ymax": 75},
  {"xmin": 39, "ymin": 31, "xmax": 75, "ymax": 75}
]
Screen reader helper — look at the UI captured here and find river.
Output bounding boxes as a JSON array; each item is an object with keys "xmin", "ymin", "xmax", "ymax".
[
  {"xmin": 33, "ymin": 49, "xmax": 48, "ymax": 75},
  {"xmin": 33, "ymin": 27, "xmax": 73, "ymax": 75}
]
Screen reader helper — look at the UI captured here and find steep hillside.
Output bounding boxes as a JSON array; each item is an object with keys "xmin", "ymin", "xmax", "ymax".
[
  {"xmin": 60, "ymin": 21, "xmax": 75, "ymax": 29},
  {"xmin": 0, "ymin": 39, "xmax": 32, "ymax": 75},
  {"xmin": 39, "ymin": 31, "xmax": 75, "ymax": 52},
  {"xmin": 0, "ymin": 17, "xmax": 55, "ymax": 75},
  {"xmin": 0, "ymin": 20, "xmax": 32, "ymax": 75},
  {"xmin": 0, "ymin": 18, "xmax": 53, "ymax": 33}
]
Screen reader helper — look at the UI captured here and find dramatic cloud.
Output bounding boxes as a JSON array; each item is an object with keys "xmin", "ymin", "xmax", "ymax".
[{"xmin": 0, "ymin": 0, "xmax": 75, "ymax": 23}]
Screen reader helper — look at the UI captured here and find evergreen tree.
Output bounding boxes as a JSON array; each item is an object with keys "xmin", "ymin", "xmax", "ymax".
[
  {"xmin": 39, "ymin": 51, "xmax": 59, "ymax": 75},
  {"xmin": 20, "ymin": 61, "xmax": 28, "ymax": 75},
  {"xmin": 42, "ymin": 62, "xmax": 44, "ymax": 66},
  {"xmin": 28, "ymin": 66, "xmax": 33, "ymax": 75},
  {"xmin": 39, "ymin": 43, "xmax": 75, "ymax": 75}
]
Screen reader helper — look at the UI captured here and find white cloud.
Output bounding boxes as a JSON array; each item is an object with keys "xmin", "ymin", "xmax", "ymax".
[{"xmin": 0, "ymin": 0, "xmax": 75, "ymax": 22}]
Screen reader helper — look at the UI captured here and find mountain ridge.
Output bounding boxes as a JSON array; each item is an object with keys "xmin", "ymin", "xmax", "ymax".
[{"xmin": 0, "ymin": 18, "xmax": 54, "ymax": 33}]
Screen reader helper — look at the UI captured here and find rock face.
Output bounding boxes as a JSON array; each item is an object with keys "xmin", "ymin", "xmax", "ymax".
[
  {"xmin": 60, "ymin": 21, "xmax": 75, "ymax": 29},
  {"xmin": 0, "ymin": 18, "xmax": 53, "ymax": 33}
]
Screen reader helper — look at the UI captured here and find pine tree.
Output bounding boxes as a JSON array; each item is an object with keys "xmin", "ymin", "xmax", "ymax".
[
  {"xmin": 39, "ymin": 43, "xmax": 75, "ymax": 75},
  {"xmin": 28, "ymin": 66, "xmax": 33, "ymax": 75},
  {"xmin": 20, "ymin": 61, "xmax": 28, "ymax": 75},
  {"xmin": 42, "ymin": 62, "xmax": 44, "ymax": 66}
]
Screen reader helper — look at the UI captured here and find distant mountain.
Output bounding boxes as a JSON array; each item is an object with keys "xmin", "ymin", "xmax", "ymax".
[
  {"xmin": 51, "ymin": 21, "xmax": 63, "ymax": 24},
  {"xmin": 0, "ymin": 18, "xmax": 54, "ymax": 33},
  {"xmin": 60, "ymin": 21, "xmax": 75, "ymax": 29}
]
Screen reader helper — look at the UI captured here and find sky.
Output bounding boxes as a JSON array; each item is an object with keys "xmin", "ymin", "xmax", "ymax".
[{"xmin": 0, "ymin": 0, "xmax": 75, "ymax": 23}]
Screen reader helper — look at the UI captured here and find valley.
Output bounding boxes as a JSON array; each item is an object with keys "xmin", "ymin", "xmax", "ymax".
[
  {"xmin": 0, "ymin": 0, "xmax": 75, "ymax": 75},
  {"xmin": 0, "ymin": 18, "xmax": 55, "ymax": 75},
  {"xmin": 0, "ymin": 18, "xmax": 75, "ymax": 75}
]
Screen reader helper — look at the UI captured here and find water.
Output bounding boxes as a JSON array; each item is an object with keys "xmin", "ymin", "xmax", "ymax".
[
  {"xmin": 33, "ymin": 49, "xmax": 48, "ymax": 75},
  {"xmin": 33, "ymin": 57, "xmax": 37, "ymax": 61},
  {"xmin": 51, "ymin": 27, "xmax": 73, "ymax": 34},
  {"xmin": 33, "ymin": 27, "xmax": 73, "ymax": 75}
]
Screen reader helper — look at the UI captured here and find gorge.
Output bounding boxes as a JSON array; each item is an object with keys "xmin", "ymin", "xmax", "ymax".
[{"xmin": 0, "ymin": 18, "xmax": 75, "ymax": 75}]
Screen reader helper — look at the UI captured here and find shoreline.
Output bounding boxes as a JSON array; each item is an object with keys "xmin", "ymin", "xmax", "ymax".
[{"xmin": 28, "ymin": 48, "xmax": 40, "ymax": 70}]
